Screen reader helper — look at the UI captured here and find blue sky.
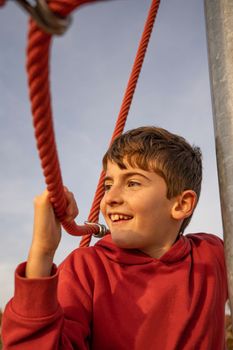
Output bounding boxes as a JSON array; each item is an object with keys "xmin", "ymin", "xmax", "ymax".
[{"xmin": 0, "ymin": 0, "xmax": 222, "ymax": 309}]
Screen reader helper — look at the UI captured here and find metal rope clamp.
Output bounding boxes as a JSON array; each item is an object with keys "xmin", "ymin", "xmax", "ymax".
[
  {"xmin": 84, "ymin": 221, "xmax": 108, "ymax": 239},
  {"xmin": 15, "ymin": 0, "xmax": 71, "ymax": 35}
]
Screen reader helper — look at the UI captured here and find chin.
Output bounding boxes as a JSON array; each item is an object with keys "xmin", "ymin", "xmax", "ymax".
[{"xmin": 110, "ymin": 230, "xmax": 138, "ymax": 250}]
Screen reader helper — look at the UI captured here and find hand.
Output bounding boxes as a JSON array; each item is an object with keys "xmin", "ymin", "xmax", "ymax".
[{"xmin": 26, "ymin": 187, "xmax": 79, "ymax": 278}]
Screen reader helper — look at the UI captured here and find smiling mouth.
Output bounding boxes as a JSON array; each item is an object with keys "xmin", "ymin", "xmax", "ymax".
[{"xmin": 109, "ymin": 214, "xmax": 133, "ymax": 223}]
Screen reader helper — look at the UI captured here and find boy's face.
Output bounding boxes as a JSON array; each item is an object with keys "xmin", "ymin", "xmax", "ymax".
[{"xmin": 100, "ymin": 159, "xmax": 181, "ymax": 257}]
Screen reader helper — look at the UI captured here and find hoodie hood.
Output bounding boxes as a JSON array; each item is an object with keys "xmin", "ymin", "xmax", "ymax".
[{"xmin": 95, "ymin": 233, "xmax": 191, "ymax": 265}]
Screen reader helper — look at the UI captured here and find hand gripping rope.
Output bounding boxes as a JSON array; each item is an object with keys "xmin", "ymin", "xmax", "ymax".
[{"xmin": 1, "ymin": 0, "xmax": 160, "ymax": 246}]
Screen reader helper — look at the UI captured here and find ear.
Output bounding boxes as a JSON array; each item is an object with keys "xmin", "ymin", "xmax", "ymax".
[{"xmin": 171, "ymin": 190, "xmax": 197, "ymax": 221}]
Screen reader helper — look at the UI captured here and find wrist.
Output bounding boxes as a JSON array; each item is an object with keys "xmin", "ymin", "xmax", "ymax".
[
  {"xmin": 26, "ymin": 247, "xmax": 55, "ymax": 278},
  {"xmin": 29, "ymin": 240, "xmax": 57, "ymax": 259}
]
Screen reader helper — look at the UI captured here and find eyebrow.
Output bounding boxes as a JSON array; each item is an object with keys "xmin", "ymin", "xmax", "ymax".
[{"xmin": 103, "ymin": 171, "xmax": 151, "ymax": 183}]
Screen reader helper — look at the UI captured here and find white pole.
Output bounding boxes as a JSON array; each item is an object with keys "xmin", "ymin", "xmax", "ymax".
[{"xmin": 204, "ymin": 0, "xmax": 233, "ymax": 323}]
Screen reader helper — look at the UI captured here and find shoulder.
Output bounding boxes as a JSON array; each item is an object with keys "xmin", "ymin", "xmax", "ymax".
[
  {"xmin": 56, "ymin": 245, "xmax": 101, "ymax": 301},
  {"xmin": 185, "ymin": 232, "xmax": 223, "ymax": 247},
  {"xmin": 59, "ymin": 244, "xmax": 100, "ymax": 274},
  {"xmin": 185, "ymin": 233, "xmax": 227, "ymax": 299},
  {"xmin": 185, "ymin": 232, "xmax": 225, "ymax": 266},
  {"xmin": 58, "ymin": 236, "xmax": 112, "ymax": 278}
]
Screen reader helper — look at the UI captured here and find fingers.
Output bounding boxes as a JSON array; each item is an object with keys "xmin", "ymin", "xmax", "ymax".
[
  {"xmin": 33, "ymin": 189, "xmax": 51, "ymax": 208},
  {"xmin": 34, "ymin": 187, "xmax": 79, "ymax": 223},
  {"xmin": 64, "ymin": 187, "xmax": 79, "ymax": 223}
]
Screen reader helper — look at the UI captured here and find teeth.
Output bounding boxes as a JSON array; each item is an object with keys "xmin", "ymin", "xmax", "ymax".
[{"xmin": 110, "ymin": 214, "xmax": 132, "ymax": 222}]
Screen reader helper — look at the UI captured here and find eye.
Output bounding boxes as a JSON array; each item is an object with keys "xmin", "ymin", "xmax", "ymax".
[
  {"xmin": 103, "ymin": 183, "xmax": 112, "ymax": 192},
  {"xmin": 128, "ymin": 180, "xmax": 141, "ymax": 188}
]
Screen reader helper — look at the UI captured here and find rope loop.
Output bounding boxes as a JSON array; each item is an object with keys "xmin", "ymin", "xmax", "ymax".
[
  {"xmin": 19, "ymin": 0, "xmax": 71, "ymax": 35},
  {"xmin": 0, "ymin": 0, "xmax": 71, "ymax": 34},
  {"xmin": 26, "ymin": 0, "xmax": 161, "ymax": 245}
]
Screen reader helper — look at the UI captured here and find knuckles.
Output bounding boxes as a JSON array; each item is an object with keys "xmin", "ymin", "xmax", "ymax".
[
  {"xmin": 33, "ymin": 188, "xmax": 78, "ymax": 214},
  {"xmin": 33, "ymin": 190, "xmax": 50, "ymax": 207}
]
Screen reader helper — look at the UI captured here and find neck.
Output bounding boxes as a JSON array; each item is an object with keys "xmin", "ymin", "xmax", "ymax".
[{"xmin": 141, "ymin": 233, "xmax": 181, "ymax": 259}]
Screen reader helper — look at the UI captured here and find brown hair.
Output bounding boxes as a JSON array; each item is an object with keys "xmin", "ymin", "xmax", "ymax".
[{"xmin": 102, "ymin": 126, "xmax": 202, "ymax": 233}]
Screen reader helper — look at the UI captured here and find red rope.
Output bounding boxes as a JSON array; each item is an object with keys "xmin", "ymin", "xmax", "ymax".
[
  {"xmin": 80, "ymin": 0, "xmax": 161, "ymax": 247},
  {"xmin": 26, "ymin": 0, "xmax": 160, "ymax": 242}
]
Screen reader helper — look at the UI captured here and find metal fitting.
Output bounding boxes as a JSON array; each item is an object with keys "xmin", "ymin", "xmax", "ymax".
[
  {"xmin": 84, "ymin": 221, "xmax": 108, "ymax": 238},
  {"xmin": 15, "ymin": 0, "xmax": 71, "ymax": 35}
]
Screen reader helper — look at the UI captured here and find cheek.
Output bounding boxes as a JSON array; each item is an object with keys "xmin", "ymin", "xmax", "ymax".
[
  {"xmin": 100, "ymin": 197, "xmax": 110, "ymax": 221},
  {"xmin": 133, "ymin": 194, "xmax": 158, "ymax": 213},
  {"xmin": 100, "ymin": 198, "xmax": 105, "ymax": 215},
  {"xmin": 133, "ymin": 195, "xmax": 169, "ymax": 221}
]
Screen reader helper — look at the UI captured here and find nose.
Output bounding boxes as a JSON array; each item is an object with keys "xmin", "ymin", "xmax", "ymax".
[{"xmin": 104, "ymin": 184, "xmax": 124, "ymax": 206}]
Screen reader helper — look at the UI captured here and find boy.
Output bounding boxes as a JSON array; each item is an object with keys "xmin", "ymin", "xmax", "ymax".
[{"xmin": 2, "ymin": 126, "xmax": 227, "ymax": 349}]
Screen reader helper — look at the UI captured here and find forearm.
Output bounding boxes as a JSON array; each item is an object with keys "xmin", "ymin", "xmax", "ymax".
[
  {"xmin": 25, "ymin": 242, "xmax": 55, "ymax": 278},
  {"xmin": 26, "ymin": 246, "xmax": 55, "ymax": 278}
]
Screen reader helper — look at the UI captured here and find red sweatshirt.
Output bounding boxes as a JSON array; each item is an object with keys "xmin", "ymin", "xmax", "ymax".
[{"xmin": 2, "ymin": 233, "xmax": 227, "ymax": 350}]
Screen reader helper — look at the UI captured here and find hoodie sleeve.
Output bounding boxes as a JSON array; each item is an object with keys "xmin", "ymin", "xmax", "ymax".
[{"xmin": 2, "ymin": 262, "xmax": 92, "ymax": 350}]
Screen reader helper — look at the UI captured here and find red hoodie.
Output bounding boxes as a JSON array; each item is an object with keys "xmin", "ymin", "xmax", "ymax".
[{"xmin": 2, "ymin": 233, "xmax": 227, "ymax": 350}]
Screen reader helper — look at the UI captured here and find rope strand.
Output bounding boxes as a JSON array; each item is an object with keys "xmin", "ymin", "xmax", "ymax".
[
  {"xmin": 26, "ymin": 0, "xmax": 160, "ymax": 243},
  {"xmin": 80, "ymin": 0, "xmax": 161, "ymax": 247}
]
